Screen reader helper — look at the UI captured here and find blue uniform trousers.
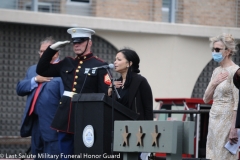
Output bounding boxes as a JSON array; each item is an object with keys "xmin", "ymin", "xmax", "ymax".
[
  {"xmin": 58, "ymin": 132, "xmax": 74, "ymax": 160},
  {"xmin": 31, "ymin": 115, "xmax": 60, "ymax": 160}
]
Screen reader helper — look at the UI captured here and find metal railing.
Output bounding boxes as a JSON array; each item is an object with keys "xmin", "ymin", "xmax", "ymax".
[{"xmin": 153, "ymin": 103, "xmax": 211, "ymax": 158}]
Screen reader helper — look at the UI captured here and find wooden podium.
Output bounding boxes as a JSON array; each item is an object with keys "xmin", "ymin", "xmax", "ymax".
[{"xmin": 72, "ymin": 93, "xmax": 139, "ymax": 160}]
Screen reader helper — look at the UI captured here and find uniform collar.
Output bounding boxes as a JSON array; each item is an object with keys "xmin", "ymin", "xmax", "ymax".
[{"xmin": 76, "ymin": 53, "xmax": 93, "ymax": 60}]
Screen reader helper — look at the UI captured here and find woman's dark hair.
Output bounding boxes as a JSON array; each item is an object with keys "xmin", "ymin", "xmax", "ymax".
[
  {"xmin": 117, "ymin": 48, "xmax": 140, "ymax": 73},
  {"xmin": 117, "ymin": 48, "xmax": 140, "ymax": 88}
]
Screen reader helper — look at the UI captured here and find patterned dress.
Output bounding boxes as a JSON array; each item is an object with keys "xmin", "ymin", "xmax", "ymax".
[{"xmin": 205, "ymin": 65, "xmax": 239, "ymax": 160}]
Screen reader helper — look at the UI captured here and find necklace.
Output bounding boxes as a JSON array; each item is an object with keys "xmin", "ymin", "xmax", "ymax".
[{"xmin": 121, "ymin": 79, "xmax": 126, "ymax": 89}]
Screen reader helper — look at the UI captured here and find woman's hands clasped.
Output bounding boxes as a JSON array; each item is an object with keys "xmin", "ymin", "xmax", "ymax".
[
  {"xmin": 107, "ymin": 81, "xmax": 123, "ymax": 96},
  {"xmin": 113, "ymin": 81, "xmax": 123, "ymax": 88}
]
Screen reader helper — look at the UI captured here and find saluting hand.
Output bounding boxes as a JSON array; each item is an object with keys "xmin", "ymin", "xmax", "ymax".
[
  {"xmin": 50, "ymin": 41, "xmax": 70, "ymax": 50},
  {"xmin": 212, "ymin": 72, "xmax": 228, "ymax": 87},
  {"xmin": 35, "ymin": 75, "xmax": 53, "ymax": 83}
]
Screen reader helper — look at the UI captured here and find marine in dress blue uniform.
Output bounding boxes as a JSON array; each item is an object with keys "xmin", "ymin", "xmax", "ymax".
[{"xmin": 36, "ymin": 28, "xmax": 110, "ymax": 159}]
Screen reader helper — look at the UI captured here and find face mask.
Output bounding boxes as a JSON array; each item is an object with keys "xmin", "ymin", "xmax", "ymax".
[{"xmin": 212, "ymin": 52, "xmax": 224, "ymax": 63}]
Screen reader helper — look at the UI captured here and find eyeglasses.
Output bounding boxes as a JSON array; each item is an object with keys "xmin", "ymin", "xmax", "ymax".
[
  {"xmin": 38, "ymin": 50, "xmax": 45, "ymax": 54},
  {"xmin": 212, "ymin": 47, "xmax": 228, "ymax": 52}
]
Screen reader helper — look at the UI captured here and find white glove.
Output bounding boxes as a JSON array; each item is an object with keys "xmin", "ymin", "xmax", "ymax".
[{"xmin": 50, "ymin": 41, "xmax": 70, "ymax": 50}]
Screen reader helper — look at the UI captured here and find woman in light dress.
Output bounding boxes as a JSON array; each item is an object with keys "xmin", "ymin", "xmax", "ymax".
[{"xmin": 203, "ymin": 33, "xmax": 239, "ymax": 160}]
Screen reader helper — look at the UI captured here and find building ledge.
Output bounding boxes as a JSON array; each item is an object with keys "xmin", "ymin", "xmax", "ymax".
[{"xmin": 1, "ymin": 9, "xmax": 240, "ymax": 38}]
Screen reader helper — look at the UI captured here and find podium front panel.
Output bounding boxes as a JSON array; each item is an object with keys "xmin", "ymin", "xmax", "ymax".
[{"xmin": 72, "ymin": 93, "xmax": 138, "ymax": 160}]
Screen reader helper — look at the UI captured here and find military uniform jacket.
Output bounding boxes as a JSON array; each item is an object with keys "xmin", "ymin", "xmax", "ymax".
[{"xmin": 36, "ymin": 47, "xmax": 109, "ymax": 133}]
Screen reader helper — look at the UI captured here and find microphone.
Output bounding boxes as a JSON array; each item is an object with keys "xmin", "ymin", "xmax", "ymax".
[{"xmin": 92, "ymin": 63, "xmax": 114, "ymax": 69}]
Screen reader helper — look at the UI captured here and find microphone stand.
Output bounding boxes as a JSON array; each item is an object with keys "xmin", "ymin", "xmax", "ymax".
[
  {"xmin": 105, "ymin": 68, "xmax": 121, "ymax": 99},
  {"xmin": 105, "ymin": 68, "xmax": 121, "ymax": 159},
  {"xmin": 111, "ymin": 83, "xmax": 120, "ymax": 98}
]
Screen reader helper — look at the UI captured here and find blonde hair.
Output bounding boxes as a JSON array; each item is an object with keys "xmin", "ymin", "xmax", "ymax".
[{"xmin": 209, "ymin": 33, "xmax": 237, "ymax": 55}]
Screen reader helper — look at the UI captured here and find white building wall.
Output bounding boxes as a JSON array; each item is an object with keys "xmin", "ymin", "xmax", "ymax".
[{"xmin": 97, "ymin": 31, "xmax": 211, "ymax": 101}]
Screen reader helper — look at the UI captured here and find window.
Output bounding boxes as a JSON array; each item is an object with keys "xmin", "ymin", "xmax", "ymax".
[
  {"xmin": 69, "ymin": 0, "xmax": 90, "ymax": 3},
  {"xmin": 162, "ymin": 0, "xmax": 177, "ymax": 23},
  {"xmin": 66, "ymin": 0, "xmax": 92, "ymax": 16},
  {"xmin": 24, "ymin": 2, "xmax": 52, "ymax": 12}
]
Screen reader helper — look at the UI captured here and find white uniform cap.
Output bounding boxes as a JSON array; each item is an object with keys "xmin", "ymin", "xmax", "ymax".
[{"xmin": 67, "ymin": 28, "xmax": 95, "ymax": 39}]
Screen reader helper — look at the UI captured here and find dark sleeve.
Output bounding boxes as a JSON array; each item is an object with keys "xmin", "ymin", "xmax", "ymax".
[
  {"xmin": 139, "ymin": 77, "xmax": 153, "ymax": 120},
  {"xmin": 233, "ymin": 68, "xmax": 240, "ymax": 89},
  {"xmin": 236, "ymin": 99, "xmax": 240, "ymax": 128},
  {"xmin": 36, "ymin": 46, "xmax": 60, "ymax": 77}
]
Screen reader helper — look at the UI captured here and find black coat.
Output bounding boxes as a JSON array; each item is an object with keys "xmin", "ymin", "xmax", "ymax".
[
  {"xmin": 36, "ymin": 47, "xmax": 109, "ymax": 133},
  {"xmin": 117, "ymin": 73, "xmax": 153, "ymax": 120},
  {"xmin": 233, "ymin": 72, "xmax": 240, "ymax": 128}
]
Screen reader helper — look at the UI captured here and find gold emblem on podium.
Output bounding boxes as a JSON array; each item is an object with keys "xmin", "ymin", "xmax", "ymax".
[
  {"xmin": 151, "ymin": 125, "xmax": 161, "ymax": 147},
  {"xmin": 136, "ymin": 126, "xmax": 145, "ymax": 146},
  {"xmin": 122, "ymin": 126, "xmax": 131, "ymax": 146}
]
